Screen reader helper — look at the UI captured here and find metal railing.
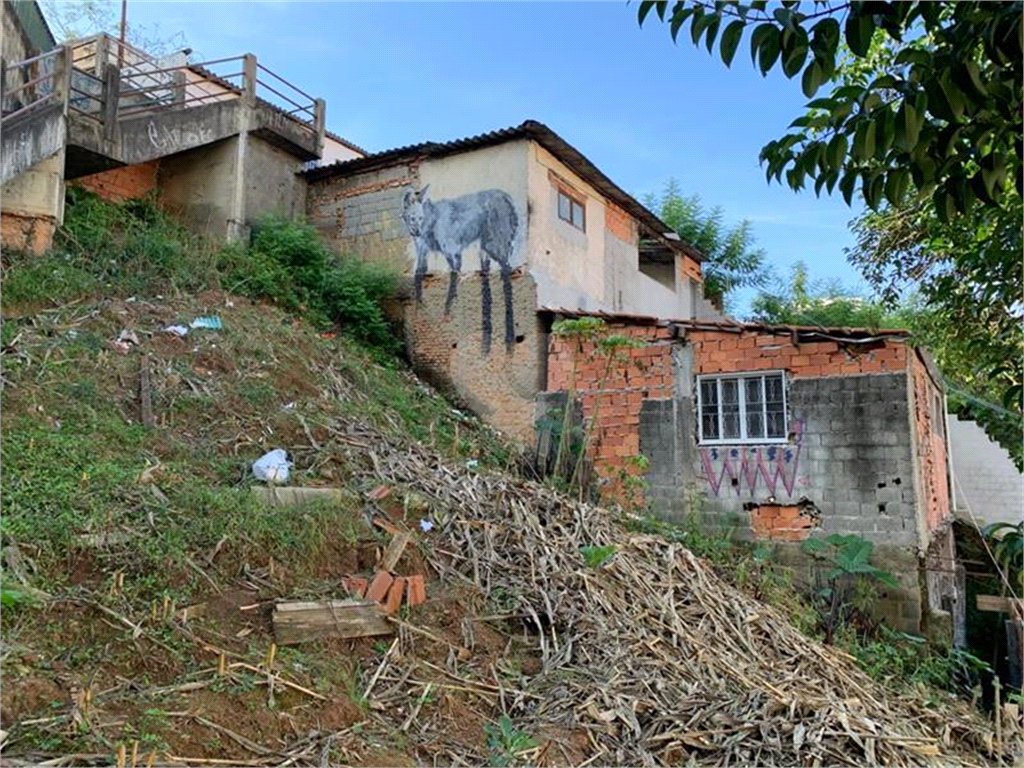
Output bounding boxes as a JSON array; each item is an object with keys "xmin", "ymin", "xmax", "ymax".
[
  {"xmin": 3, "ymin": 33, "xmax": 324, "ymax": 152},
  {"xmin": 1, "ymin": 47, "xmax": 64, "ymax": 124}
]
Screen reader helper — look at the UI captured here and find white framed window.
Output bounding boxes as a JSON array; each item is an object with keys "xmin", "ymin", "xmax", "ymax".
[
  {"xmin": 697, "ymin": 371, "xmax": 788, "ymax": 444},
  {"xmin": 557, "ymin": 189, "xmax": 586, "ymax": 231}
]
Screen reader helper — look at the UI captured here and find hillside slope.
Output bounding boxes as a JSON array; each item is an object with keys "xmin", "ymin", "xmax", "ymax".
[{"xmin": 0, "ymin": 288, "xmax": 1012, "ymax": 767}]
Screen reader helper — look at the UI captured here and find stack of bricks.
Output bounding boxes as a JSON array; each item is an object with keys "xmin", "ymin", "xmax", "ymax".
[
  {"xmin": 73, "ymin": 161, "xmax": 160, "ymax": 203},
  {"xmin": 688, "ymin": 330, "xmax": 908, "ymax": 378}
]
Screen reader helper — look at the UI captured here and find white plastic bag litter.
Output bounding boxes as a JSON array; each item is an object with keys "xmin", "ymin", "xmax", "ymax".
[{"xmin": 252, "ymin": 449, "xmax": 291, "ymax": 484}]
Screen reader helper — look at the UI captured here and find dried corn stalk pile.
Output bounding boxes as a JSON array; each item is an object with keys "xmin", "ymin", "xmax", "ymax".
[{"xmin": 340, "ymin": 421, "xmax": 1010, "ymax": 768}]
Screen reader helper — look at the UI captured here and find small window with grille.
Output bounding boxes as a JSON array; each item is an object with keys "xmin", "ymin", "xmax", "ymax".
[{"xmin": 697, "ymin": 371, "xmax": 788, "ymax": 443}]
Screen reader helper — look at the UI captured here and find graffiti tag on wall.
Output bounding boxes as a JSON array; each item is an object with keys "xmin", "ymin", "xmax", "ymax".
[
  {"xmin": 699, "ymin": 420, "xmax": 805, "ymax": 497},
  {"xmin": 401, "ymin": 185, "xmax": 520, "ymax": 354}
]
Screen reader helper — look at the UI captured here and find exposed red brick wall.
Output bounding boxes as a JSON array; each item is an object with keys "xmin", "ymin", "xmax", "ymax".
[
  {"xmin": 0, "ymin": 212, "xmax": 56, "ymax": 255},
  {"xmin": 690, "ymin": 329, "xmax": 908, "ymax": 377},
  {"xmin": 679, "ymin": 254, "xmax": 702, "ymax": 281},
  {"xmin": 604, "ymin": 203, "xmax": 637, "ymax": 245},
  {"xmin": 546, "ymin": 320, "xmax": 913, "ymax": 506},
  {"xmin": 750, "ymin": 504, "xmax": 817, "ymax": 541},
  {"xmin": 73, "ymin": 160, "xmax": 160, "ymax": 203},
  {"xmin": 910, "ymin": 350, "xmax": 951, "ymax": 533},
  {"xmin": 547, "ymin": 322, "xmax": 675, "ymax": 503}
]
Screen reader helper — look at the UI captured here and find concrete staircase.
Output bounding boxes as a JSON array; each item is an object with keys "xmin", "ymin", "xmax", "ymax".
[{"xmin": 1, "ymin": 33, "xmax": 326, "ymax": 247}]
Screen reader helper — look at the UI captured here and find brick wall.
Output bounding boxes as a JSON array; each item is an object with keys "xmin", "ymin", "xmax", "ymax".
[
  {"xmin": 73, "ymin": 161, "xmax": 160, "ymax": 202},
  {"xmin": 679, "ymin": 254, "xmax": 701, "ymax": 282},
  {"xmin": 604, "ymin": 203, "xmax": 637, "ymax": 245},
  {"xmin": 546, "ymin": 321, "xmax": 675, "ymax": 503},
  {"xmin": 405, "ymin": 270, "xmax": 543, "ymax": 443},
  {"xmin": 0, "ymin": 211, "xmax": 56, "ymax": 256},
  {"xmin": 909, "ymin": 349, "xmax": 951, "ymax": 533},
  {"xmin": 690, "ymin": 329, "xmax": 907, "ymax": 377}
]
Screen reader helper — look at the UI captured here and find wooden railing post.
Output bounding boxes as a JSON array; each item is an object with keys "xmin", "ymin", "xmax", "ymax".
[{"xmin": 242, "ymin": 54, "xmax": 257, "ymax": 107}]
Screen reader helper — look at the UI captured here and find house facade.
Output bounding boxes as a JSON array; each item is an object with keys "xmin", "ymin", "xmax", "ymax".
[
  {"xmin": 304, "ymin": 121, "xmax": 715, "ymax": 440},
  {"xmin": 539, "ymin": 310, "xmax": 958, "ymax": 634}
]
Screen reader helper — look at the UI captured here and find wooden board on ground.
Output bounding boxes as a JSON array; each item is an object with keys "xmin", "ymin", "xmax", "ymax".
[
  {"xmin": 380, "ymin": 531, "xmax": 412, "ymax": 572},
  {"xmin": 273, "ymin": 599, "xmax": 393, "ymax": 645}
]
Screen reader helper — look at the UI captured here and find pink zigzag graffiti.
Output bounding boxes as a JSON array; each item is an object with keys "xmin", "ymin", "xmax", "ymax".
[{"xmin": 700, "ymin": 420, "xmax": 804, "ymax": 498}]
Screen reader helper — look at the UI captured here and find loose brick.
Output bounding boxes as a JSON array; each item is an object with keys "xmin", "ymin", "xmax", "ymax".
[
  {"xmin": 366, "ymin": 571, "xmax": 394, "ymax": 603},
  {"xmin": 343, "ymin": 576, "xmax": 369, "ymax": 598},
  {"xmin": 383, "ymin": 577, "xmax": 406, "ymax": 615},
  {"xmin": 406, "ymin": 574, "xmax": 427, "ymax": 606}
]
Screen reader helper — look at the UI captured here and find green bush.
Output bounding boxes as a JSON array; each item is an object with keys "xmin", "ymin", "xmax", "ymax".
[
  {"xmin": 3, "ymin": 192, "xmax": 400, "ymax": 354},
  {"xmin": 242, "ymin": 215, "xmax": 399, "ymax": 352}
]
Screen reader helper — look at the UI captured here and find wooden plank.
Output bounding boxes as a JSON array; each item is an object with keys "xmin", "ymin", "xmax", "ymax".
[
  {"xmin": 272, "ymin": 599, "xmax": 392, "ymax": 645},
  {"xmin": 275, "ymin": 598, "xmax": 370, "ymax": 613},
  {"xmin": 380, "ymin": 531, "xmax": 412, "ymax": 572},
  {"xmin": 976, "ymin": 595, "xmax": 1024, "ymax": 614}
]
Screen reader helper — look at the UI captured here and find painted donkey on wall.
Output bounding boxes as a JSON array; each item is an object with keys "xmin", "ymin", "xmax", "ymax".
[{"xmin": 401, "ymin": 185, "xmax": 519, "ymax": 353}]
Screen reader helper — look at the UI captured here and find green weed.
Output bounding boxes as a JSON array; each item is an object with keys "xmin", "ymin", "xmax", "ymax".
[{"xmin": 485, "ymin": 715, "xmax": 537, "ymax": 767}]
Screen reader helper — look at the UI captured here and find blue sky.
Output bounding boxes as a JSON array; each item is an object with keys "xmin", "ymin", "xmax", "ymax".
[{"xmin": 79, "ymin": 1, "xmax": 872, "ymax": 316}]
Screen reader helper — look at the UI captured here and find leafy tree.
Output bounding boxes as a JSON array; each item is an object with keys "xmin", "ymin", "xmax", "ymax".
[
  {"xmin": 637, "ymin": 1, "xmax": 1022, "ymax": 219},
  {"xmin": 751, "ymin": 262, "xmax": 1023, "ymax": 469},
  {"xmin": 645, "ymin": 179, "xmax": 770, "ymax": 308},
  {"xmin": 749, "ymin": 261, "xmax": 894, "ymax": 328},
  {"xmin": 41, "ymin": 0, "xmax": 189, "ymax": 58},
  {"xmin": 639, "ymin": 1, "xmax": 1023, "ymax": 464}
]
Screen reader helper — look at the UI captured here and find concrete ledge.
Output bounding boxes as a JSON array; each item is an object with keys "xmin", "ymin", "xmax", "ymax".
[{"xmin": 1, "ymin": 102, "xmax": 65, "ymax": 185}]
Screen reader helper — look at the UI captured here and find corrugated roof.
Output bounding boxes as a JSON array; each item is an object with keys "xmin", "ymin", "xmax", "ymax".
[
  {"xmin": 301, "ymin": 119, "xmax": 704, "ymax": 262},
  {"xmin": 539, "ymin": 307, "xmax": 912, "ymax": 342}
]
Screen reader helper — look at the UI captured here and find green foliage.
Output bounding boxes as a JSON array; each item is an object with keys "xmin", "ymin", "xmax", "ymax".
[
  {"xmin": 982, "ymin": 521, "xmax": 1023, "ymax": 595},
  {"xmin": 580, "ymin": 545, "xmax": 616, "ymax": 568},
  {"xmin": 484, "ymin": 715, "xmax": 537, "ymax": 767},
  {"xmin": 850, "ymin": 625, "xmax": 992, "ymax": 695},
  {"xmin": 639, "ymin": 1, "xmax": 1023, "ymax": 219},
  {"xmin": 802, "ymin": 534, "xmax": 898, "ymax": 588},
  {"xmin": 644, "ymin": 179, "xmax": 770, "ymax": 306},
  {"xmin": 848, "ymin": 190, "xmax": 1023, "ymax": 469},
  {"xmin": 0, "ymin": 583, "xmax": 32, "ymax": 609},
  {"xmin": 801, "ymin": 534, "xmax": 897, "ymax": 643},
  {"xmin": 749, "ymin": 261, "xmax": 900, "ymax": 329},
  {"xmin": 231, "ymin": 215, "xmax": 399, "ymax": 352}
]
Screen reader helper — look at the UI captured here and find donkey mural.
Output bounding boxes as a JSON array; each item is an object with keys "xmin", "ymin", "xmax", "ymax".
[{"xmin": 401, "ymin": 185, "xmax": 519, "ymax": 354}]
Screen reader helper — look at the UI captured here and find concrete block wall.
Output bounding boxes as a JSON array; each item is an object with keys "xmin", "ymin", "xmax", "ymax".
[{"xmin": 305, "ymin": 163, "xmax": 417, "ymax": 272}]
